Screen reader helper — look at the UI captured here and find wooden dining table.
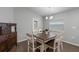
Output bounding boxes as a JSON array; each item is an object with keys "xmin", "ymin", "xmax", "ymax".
[{"xmin": 33, "ymin": 32, "xmax": 57, "ymax": 52}]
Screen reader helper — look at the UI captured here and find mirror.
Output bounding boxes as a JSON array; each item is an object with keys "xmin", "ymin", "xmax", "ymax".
[{"xmin": 11, "ymin": 26, "xmax": 15, "ymax": 32}]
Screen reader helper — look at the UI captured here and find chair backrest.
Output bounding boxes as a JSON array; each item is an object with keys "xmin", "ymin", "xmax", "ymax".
[
  {"xmin": 27, "ymin": 33, "xmax": 32, "ymax": 37},
  {"xmin": 54, "ymin": 31, "xmax": 64, "ymax": 44},
  {"xmin": 27, "ymin": 33, "xmax": 35, "ymax": 43}
]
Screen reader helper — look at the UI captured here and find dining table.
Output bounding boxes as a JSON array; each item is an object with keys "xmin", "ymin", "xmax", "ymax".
[{"xmin": 33, "ymin": 31, "xmax": 57, "ymax": 52}]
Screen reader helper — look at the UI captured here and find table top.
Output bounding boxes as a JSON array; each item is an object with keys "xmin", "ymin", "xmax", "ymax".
[{"xmin": 33, "ymin": 32, "xmax": 56, "ymax": 43}]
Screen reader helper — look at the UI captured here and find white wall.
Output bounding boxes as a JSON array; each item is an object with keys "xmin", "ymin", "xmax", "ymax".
[
  {"xmin": 14, "ymin": 8, "xmax": 43, "ymax": 42},
  {"xmin": 53, "ymin": 8, "xmax": 79, "ymax": 45},
  {"xmin": 0, "ymin": 7, "xmax": 15, "ymax": 23}
]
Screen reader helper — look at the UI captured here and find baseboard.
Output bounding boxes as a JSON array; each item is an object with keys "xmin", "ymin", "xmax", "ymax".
[
  {"xmin": 17, "ymin": 39, "xmax": 27, "ymax": 43},
  {"xmin": 17, "ymin": 39, "xmax": 79, "ymax": 47},
  {"xmin": 63, "ymin": 40, "xmax": 79, "ymax": 47}
]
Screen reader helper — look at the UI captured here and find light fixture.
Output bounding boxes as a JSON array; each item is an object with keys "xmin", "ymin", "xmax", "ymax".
[
  {"xmin": 45, "ymin": 16, "xmax": 53, "ymax": 20},
  {"xmin": 45, "ymin": 7, "xmax": 54, "ymax": 20},
  {"xmin": 45, "ymin": 16, "xmax": 48, "ymax": 20},
  {"xmin": 49, "ymin": 16, "xmax": 53, "ymax": 20}
]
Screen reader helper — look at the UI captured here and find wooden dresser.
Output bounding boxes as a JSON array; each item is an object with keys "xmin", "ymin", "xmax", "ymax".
[{"xmin": 0, "ymin": 23, "xmax": 17, "ymax": 52}]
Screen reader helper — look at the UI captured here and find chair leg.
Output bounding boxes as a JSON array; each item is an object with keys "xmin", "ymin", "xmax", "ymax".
[
  {"xmin": 40, "ymin": 43, "xmax": 45, "ymax": 52},
  {"xmin": 32, "ymin": 44, "xmax": 35, "ymax": 52},
  {"xmin": 44, "ymin": 44, "xmax": 47, "ymax": 52},
  {"xmin": 33, "ymin": 49, "xmax": 35, "ymax": 52},
  {"xmin": 53, "ymin": 42, "xmax": 56, "ymax": 52},
  {"xmin": 44, "ymin": 47, "xmax": 46, "ymax": 52},
  {"xmin": 28, "ymin": 46, "xmax": 29, "ymax": 52},
  {"xmin": 57, "ymin": 46, "xmax": 60, "ymax": 52},
  {"xmin": 53, "ymin": 48, "xmax": 56, "ymax": 52},
  {"xmin": 28, "ymin": 41, "xmax": 29, "ymax": 52},
  {"xmin": 61, "ymin": 42, "xmax": 63, "ymax": 51},
  {"xmin": 57, "ymin": 43, "xmax": 60, "ymax": 52}
]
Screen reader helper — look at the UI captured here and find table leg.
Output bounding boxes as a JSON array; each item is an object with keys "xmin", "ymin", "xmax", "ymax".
[{"xmin": 40, "ymin": 41, "xmax": 45, "ymax": 52}]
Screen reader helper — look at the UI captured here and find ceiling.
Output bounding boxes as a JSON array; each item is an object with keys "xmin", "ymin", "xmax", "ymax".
[{"xmin": 26, "ymin": 7, "xmax": 76, "ymax": 16}]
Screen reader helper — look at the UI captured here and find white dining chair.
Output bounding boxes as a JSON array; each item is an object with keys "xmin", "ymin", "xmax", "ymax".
[
  {"xmin": 45, "ymin": 31, "xmax": 64, "ymax": 52},
  {"xmin": 27, "ymin": 33, "xmax": 41, "ymax": 52}
]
